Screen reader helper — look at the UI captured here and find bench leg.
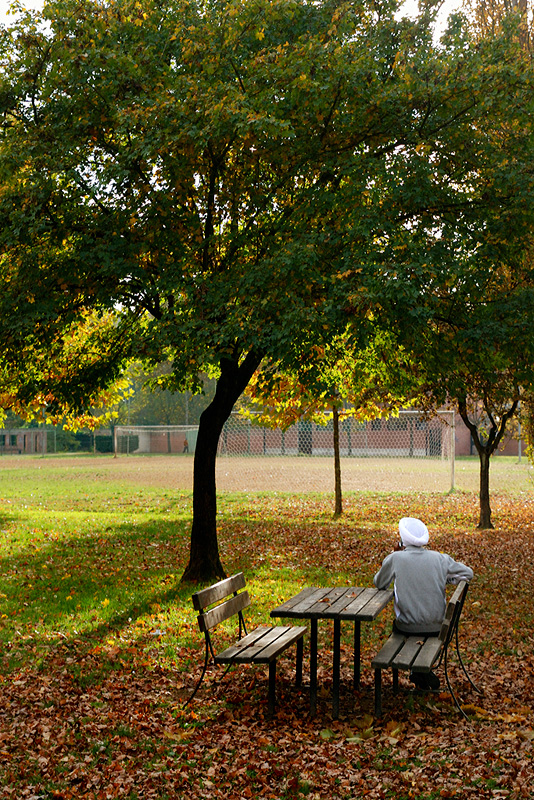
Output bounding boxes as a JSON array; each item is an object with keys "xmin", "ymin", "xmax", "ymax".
[
  {"xmin": 374, "ymin": 668, "xmax": 382, "ymax": 717},
  {"xmin": 310, "ymin": 619, "xmax": 318, "ymax": 717},
  {"xmin": 443, "ymin": 646, "xmax": 469, "ymax": 720},
  {"xmin": 268, "ymin": 660, "xmax": 277, "ymax": 716},
  {"xmin": 333, "ymin": 618, "xmax": 341, "ymax": 720},
  {"xmin": 353, "ymin": 620, "xmax": 361, "ymax": 689},
  {"xmin": 183, "ymin": 642, "xmax": 211, "ymax": 708},
  {"xmin": 296, "ymin": 636, "xmax": 303, "ymax": 687}
]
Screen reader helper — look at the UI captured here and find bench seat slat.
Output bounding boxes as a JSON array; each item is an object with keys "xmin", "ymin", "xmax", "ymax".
[
  {"xmin": 251, "ymin": 626, "xmax": 306, "ymax": 664},
  {"xmin": 371, "ymin": 633, "xmax": 405, "ymax": 669},
  {"xmin": 215, "ymin": 625, "xmax": 274, "ymax": 662},
  {"xmin": 411, "ymin": 638, "xmax": 443, "ymax": 672},
  {"xmin": 391, "ymin": 636, "xmax": 426, "ymax": 670},
  {"xmin": 216, "ymin": 625, "xmax": 306, "ymax": 664}
]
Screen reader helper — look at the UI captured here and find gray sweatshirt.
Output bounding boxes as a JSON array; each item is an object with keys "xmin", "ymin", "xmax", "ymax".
[{"xmin": 373, "ymin": 546, "xmax": 474, "ymax": 634}]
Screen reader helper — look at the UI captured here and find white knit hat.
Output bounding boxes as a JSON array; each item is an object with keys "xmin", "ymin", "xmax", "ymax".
[{"xmin": 399, "ymin": 517, "xmax": 429, "ymax": 547}]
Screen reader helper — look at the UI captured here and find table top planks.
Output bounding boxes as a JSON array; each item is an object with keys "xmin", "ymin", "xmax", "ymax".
[{"xmin": 271, "ymin": 586, "xmax": 393, "ymax": 622}]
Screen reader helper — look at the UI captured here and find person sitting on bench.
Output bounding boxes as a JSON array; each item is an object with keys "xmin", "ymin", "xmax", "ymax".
[{"xmin": 373, "ymin": 516, "xmax": 474, "ymax": 691}]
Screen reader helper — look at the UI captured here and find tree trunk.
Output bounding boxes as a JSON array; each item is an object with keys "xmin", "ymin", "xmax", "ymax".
[
  {"xmin": 180, "ymin": 350, "xmax": 262, "ymax": 583},
  {"xmin": 333, "ymin": 404, "xmax": 342, "ymax": 517},
  {"xmin": 478, "ymin": 449, "xmax": 493, "ymax": 529}
]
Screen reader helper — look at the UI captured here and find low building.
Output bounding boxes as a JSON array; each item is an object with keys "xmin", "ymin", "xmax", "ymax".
[{"xmin": 0, "ymin": 429, "xmax": 47, "ymax": 455}]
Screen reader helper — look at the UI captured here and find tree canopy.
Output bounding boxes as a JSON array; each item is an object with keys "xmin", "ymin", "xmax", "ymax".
[{"xmin": 2, "ymin": 0, "xmax": 534, "ymax": 578}]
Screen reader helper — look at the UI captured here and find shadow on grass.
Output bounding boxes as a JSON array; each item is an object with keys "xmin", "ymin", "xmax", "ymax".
[
  {"xmin": 0, "ymin": 514, "xmax": 198, "ymax": 671},
  {"xmin": 0, "ymin": 502, "xmax": 386, "ymax": 686}
]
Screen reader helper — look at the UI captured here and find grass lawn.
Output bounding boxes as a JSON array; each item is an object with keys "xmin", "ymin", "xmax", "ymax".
[{"xmin": 0, "ymin": 455, "xmax": 533, "ymax": 799}]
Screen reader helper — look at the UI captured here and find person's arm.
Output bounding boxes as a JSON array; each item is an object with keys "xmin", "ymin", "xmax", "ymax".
[
  {"xmin": 445, "ymin": 555, "xmax": 474, "ymax": 584},
  {"xmin": 374, "ymin": 552, "xmax": 396, "ymax": 590}
]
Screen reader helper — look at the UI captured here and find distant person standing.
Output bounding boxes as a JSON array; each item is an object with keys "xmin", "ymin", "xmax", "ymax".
[{"xmin": 374, "ymin": 517, "xmax": 473, "ymax": 690}]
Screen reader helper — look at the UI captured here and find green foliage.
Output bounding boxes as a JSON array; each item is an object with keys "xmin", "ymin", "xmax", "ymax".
[{"xmin": 1, "ymin": 0, "xmax": 533, "ymax": 410}]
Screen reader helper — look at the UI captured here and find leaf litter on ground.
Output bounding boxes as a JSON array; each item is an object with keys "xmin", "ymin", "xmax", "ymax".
[{"xmin": 1, "ymin": 488, "xmax": 533, "ymax": 798}]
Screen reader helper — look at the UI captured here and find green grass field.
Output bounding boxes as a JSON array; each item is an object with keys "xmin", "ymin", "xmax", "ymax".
[{"xmin": 1, "ymin": 455, "xmax": 533, "ymax": 799}]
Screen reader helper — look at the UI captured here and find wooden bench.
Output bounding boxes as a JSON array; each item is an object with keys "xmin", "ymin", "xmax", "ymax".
[
  {"xmin": 372, "ymin": 581, "xmax": 481, "ymax": 718},
  {"xmin": 186, "ymin": 572, "xmax": 306, "ymax": 715}
]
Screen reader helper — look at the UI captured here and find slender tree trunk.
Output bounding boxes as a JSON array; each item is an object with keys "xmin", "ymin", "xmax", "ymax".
[
  {"xmin": 180, "ymin": 350, "xmax": 262, "ymax": 583},
  {"xmin": 333, "ymin": 404, "xmax": 342, "ymax": 517},
  {"xmin": 478, "ymin": 449, "xmax": 493, "ymax": 529}
]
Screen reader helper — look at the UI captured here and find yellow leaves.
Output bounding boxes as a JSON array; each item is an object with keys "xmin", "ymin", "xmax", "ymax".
[
  {"xmin": 461, "ymin": 703, "xmax": 490, "ymax": 717},
  {"xmin": 345, "ymin": 713, "xmax": 376, "ymax": 742},
  {"xmin": 382, "ymin": 719, "xmax": 405, "ymax": 744},
  {"xmin": 256, "ymin": 28, "xmax": 265, "ymax": 41}
]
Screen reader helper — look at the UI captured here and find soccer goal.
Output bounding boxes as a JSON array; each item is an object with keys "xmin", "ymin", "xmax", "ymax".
[{"xmin": 113, "ymin": 425, "xmax": 199, "ymax": 455}]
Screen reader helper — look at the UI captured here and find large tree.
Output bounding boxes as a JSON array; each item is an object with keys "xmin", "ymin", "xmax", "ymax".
[{"xmin": 1, "ymin": 0, "xmax": 534, "ymax": 579}]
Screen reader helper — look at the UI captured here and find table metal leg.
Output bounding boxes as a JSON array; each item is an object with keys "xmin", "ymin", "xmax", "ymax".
[
  {"xmin": 333, "ymin": 618, "xmax": 341, "ymax": 719},
  {"xmin": 353, "ymin": 620, "xmax": 361, "ymax": 689},
  {"xmin": 310, "ymin": 619, "xmax": 318, "ymax": 717}
]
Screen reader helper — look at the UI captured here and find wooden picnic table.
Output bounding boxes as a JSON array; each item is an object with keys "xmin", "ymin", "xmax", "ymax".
[{"xmin": 271, "ymin": 586, "xmax": 394, "ymax": 718}]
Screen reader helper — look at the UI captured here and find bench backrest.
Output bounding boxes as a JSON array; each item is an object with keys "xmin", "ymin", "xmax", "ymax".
[
  {"xmin": 438, "ymin": 580, "xmax": 468, "ymax": 648},
  {"xmin": 192, "ymin": 572, "xmax": 251, "ymax": 633}
]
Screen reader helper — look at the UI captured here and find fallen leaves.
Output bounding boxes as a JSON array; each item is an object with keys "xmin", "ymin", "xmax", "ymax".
[{"xmin": 1, "ymin": 490, "xmax": 534, "ymax": 797}]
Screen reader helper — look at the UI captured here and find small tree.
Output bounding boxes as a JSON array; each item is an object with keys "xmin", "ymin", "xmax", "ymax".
[
  {"xmin": 457, "ymin": 393, "xmax": 520, "ymax": 528},
  {"xmin": 523, "ymin": 393, "xmax": 534, "ymax": 465},
  {"xmin": 392, "ymin": 251, "xmax": 534, "ymax": 528},
  {"xmin": 242, "ymin": 331, "xmax": 418, "ymax": 517}
]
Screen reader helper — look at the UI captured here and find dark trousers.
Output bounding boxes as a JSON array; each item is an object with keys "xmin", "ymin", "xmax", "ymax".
[{"xmin": 392, "ymin": 620, "xmax": 441, "ymax": 638}]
